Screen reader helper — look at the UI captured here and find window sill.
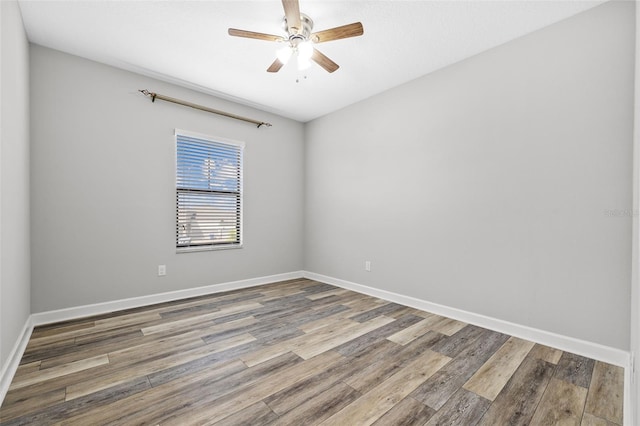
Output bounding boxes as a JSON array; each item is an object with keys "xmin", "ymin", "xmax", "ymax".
[{"xmin": 177, "ymin": 244, "xmax": 243, "ymax": 254}]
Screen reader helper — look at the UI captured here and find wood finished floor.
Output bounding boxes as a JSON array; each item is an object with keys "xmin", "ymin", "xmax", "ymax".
[{"xmin": 0, "ymin": 278, "xmax": 624, "ymax": 425}]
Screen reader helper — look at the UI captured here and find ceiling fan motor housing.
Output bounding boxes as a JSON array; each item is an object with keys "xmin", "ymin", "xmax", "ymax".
[{"xmin": 284, "ymin": 13, "xmax": 314, "ymax": 42}]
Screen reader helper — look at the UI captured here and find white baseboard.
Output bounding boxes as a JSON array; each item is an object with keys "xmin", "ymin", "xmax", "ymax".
[
  {"xmin": 625, "ymin": 362, "xmax": 634, "ymax": 426},
  {"xmin": 303, "ymin": 271, "xmax": 630, "ymax": 367},
  {"xmin": 303, "ymin": 271, "xmax": 634, "ymax": 426},
  {"xmin": 0, "ymin": 271, "xmax": 304, "ymax": 406},
  {"xmin": 304, "ymin": 271, "xmax": 636, "ymax": 425},
  {"xmin": 0, "ymin": 316, "xmax": 34, "ymax": 405},
  {"xmin": 31, "ymin": 271, "xmax": 305, "ymax": 326}
]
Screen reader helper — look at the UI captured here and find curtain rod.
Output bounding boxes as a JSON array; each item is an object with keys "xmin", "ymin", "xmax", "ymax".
[{"xmin": 138, "ymin": 89, "xmax": 272, "ymax": 128}]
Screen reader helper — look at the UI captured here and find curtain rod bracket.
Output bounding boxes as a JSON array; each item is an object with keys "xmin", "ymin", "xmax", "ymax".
[{"xmin": 138, "ymin": 89, "xmax": 272, "ymax": 128}]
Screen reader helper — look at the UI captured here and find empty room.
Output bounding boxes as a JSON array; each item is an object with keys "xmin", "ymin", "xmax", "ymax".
[{"xmin": 0, "ymin": 0, "xmax": 638, "ymax": 424}]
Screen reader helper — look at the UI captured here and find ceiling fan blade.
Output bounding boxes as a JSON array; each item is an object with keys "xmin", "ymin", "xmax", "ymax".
[
  {"xmin": 312, "ymin": 48, "xmax": 339, "ymax": 73},
  {"xmin": 311, "ymin": 22, "xmax": 364, "ymax": 43},
  {"xmin": 228, "ymin": 28, "xmax": 284, "ymax": 42},
  {"xmin": 282, "ymin": 0, "xmax": 301, "ymax": 34},
  {"xmin": 267, "ymin": 58, "xmax": 285, "ymax": 73}
]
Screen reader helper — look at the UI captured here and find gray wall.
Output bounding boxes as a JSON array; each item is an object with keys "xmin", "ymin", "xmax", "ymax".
[
  {"xmin": 0, "ymin": 1, "xmax": 31, "ymax": 367},
  {"xmin": 305, "ymin": 1, "xmax": 634, "ymax": 350},
  {"xmin": 30, "ymin": 46, "xmax": 305, "ymax": 312}
]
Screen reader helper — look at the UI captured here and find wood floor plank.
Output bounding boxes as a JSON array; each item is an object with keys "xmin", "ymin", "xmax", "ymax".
[
  {"xmin": 391, "ymin": 330, "xmax": 448, "ymax": 362},
  {"xmin": 269, "ymin": 381, "xmax": 361, "ymax": 426},
  {"xmin": 387, "ymin": 317, "xmax": 436, "ymax": 345},
  {"xmin": 343, "ymin": 331, "xmax": 446, "ymax": 393},
  {"xmin": 529, "ymin": 343, "xmax": 563, "ymax": 364},
  {"xmin": 297, "ymin": 309, "xmax": 360, "ymax": 334},
  {"xmin": 3, "ymin": 375, "xmax": 152, "ymax": 425},
  {"xmin": 581, "ymin": 412, "xmax": 619, "ymax": 426},
  {"xmin": 307, "ymin": 291, "xmax": 360, "ymax": 309},
  {"xmin": 2, "ymin": 368, "xmax": 100, "ymax": 410},
  {"xmin": 140, "ymin": 302, "xmax": 263, "ymax": 335},
  {"xmin": 350, "ymin": 302, "xmax": 405, "ymax": 323},
  {"xmin": 92, "ymin": 311, "xmax": 164, "ymax": 329},
  {"xmin": 0, "ymin": 387, "xmax": 66, "ymax": 422},
  {"xmin": 150, "ymin": 288, "xmax": 263, "ymax": 318},
  {"xmin": 250, "ymin": 323, "xmax": 304, "ymax": 344},
  {"xmin": 202, "ymin": 305, "xmax": 343, "ymax": 347},
  {"xmin": 255, "ymin": 294, "xmax": 314, "ymax": 319},
  {"xmin": 264, "ymin": 340, "xmax": 399, "ymax": 417},
  {"xmin": 145, "ymin": 344, "xmax": 254, "ymax": 388},
  {"xmin": 28, "ymin": 288, "xmax": 251, "ymax": 344},
  {"xmin": 342, "ymin": 354, "xmax": 407, "ymax": 394},
  {"xmin": 335, "ymin": 314, "xmax": 422, "ymax": 357},
  {"xmin": 0, "ymin": 278, "xmax": 624, "ymax": 425},
  {"xmin": 477, "ymin": 356, "xmax": 556, "ymax": 426},
  {"xmin": 8, "ymin": 354, "xmax": 109, "ymax": 391},
  {"xmin": 29, "ymin": 320, "xmax": 95, "ymax": 339},
  {"xmin": 430, "ymin": 317, "xmax": 468, "ymax": 336},
  {"xmin": 258, "ymin": 288, "xmax": 306, "ymax": 302},
  {"xmin": 429, "ymin": 324, "xmax": 486, "ymax": 358},
  {"xmin": 320, "ymin": 349, "xmax": 451, "ymax": 426},
  {"xmin": 11, "ymin": 361, "xmax": 41, "ymax": 378},
  {"xmin": 371, "ymin": 396, "xmax": 435, "ymax": 426},
  {"xmin": 411, "ymin": 329, "xmax": 509, "ymax": 410},
  {"xmin": 341, "ymin": 297, "xmax": 387, "ymax": 317},
  {"xmin": 27, "ymin": 312, "xmax": 161, "ymax": 349},
  {"xmin": 105, "ymin": 324, "xmax": 218, "ymax": 366},
  {"xmin": 59, "ymin": 353, "xmax": 298, "ymax": 425},
  {"xmin": 161, "ymin": 350, "xmax": 345, "ymax": 425},
  {"xmin": 211, "ymin": 401, "xmax": 279, "ymax": 425},
  {"xmin": 268, "ymin": 303, "xmax": 350, "ymax": 330},
  {"xmin": 183, "ymin": 315, "xmax": 258, "ymax": 344},
  {"xmin": 555, "ymin": 351, "xmax": 596, "ymax": 388},
  {"xmin": 37, "ymin": 330, "xmax": 144, "ymax": 370},
  {"xmin": 529, "ymin": 378, "xmax": 588, "ymax": 426},
  {"xmin": 463, "ymin": 336, "xmax": 535, "ymax": 401},
  {"xmin": 238, "ymin": 315, "xmax": 359, "ymax": 366},
  {"xmin": 584, "ymin": 361, "xmax": 624, "ymax": 425},
  {"xmin": 293, "ymin": 315, "xmax": 396, "ymax": 359},
  {"xmin": 234, "ymin": 344, "xmax": 290, "ymax": 368},
  {"xmin": 159, "ymin": 292, "xmax": 263, "ymax": 320},
  {"xmin": 424, "ymin": 388, "xmax": 491, "ymax": 426},
  {"xmin": 65, "ymin": 332, "xmax": 255, "ymax": 400},
  {"xmin": 264, "ymin": 360, "xmax": 351, "ymax": 416},
  {"xmin": 305, "ymin": 288, "xmax": 349, "ymax": 300},
  {"xmin": 140, "ymin": 356, "xmax": 292, "ymax": 424},
  {"xmin": 19, "ymin": 338, "xmax": 80, "ymax": 365},
  {"xmin": 240, "ymin": 315, "xmax": 389, "ymax": 366},
  {"xmin": 300, "ymin": 282, "xmax": 336, "ymax": 293}
]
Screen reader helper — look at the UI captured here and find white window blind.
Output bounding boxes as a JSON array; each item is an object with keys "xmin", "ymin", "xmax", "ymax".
[{"xmin": 176, "ymin": 131, "xmax": 243, "ymax": 250}]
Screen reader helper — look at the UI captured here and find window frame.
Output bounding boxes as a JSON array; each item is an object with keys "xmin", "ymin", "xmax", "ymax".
[{"xmin": 175, "ymin": 129, "xmax": 245, "ymax": 253}]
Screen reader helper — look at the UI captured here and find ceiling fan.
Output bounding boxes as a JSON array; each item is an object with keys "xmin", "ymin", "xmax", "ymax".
[{"xmin": 228, "ymin": 0, "xmax": 363, "ymax": 73}]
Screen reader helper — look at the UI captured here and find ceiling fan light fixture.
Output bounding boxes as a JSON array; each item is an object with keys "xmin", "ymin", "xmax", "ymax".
[
  {"xmin": 297, "ymin": 55, "xmax": 312, "ymax": 70},
  {"xmin": 297, "ymin": 40, "xmax": 313, "ymax": 60},
  {"xmin": 276, "ymin": 45, "xmax": 293, "ymax": 64}
]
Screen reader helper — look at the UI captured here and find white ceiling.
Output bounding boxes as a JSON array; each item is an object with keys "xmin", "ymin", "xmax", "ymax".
[{"xmin": 18, "ymin": 0, "xmax": 606, "ymax": 122}]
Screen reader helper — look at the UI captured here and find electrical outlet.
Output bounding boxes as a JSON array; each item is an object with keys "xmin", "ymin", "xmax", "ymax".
[
  {"xmin": 365, "ymin": 260, "xmax": 371, "ymax": 272},
  {"xmin": 158, "ymin": 265, "xmax": 166, "ymax": 276}
]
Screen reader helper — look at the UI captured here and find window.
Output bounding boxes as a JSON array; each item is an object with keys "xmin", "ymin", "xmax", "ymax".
[{"xmin": 176, "ymin": 130, "xmax": 244, "ymax": 251}]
